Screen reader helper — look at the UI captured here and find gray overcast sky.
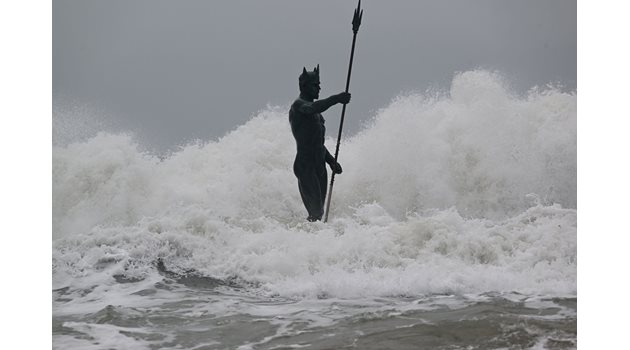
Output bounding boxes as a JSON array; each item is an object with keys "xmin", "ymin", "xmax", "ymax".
[{"xmin": 53, "ymin": 0, "xmax": 576, "ymax": 152}]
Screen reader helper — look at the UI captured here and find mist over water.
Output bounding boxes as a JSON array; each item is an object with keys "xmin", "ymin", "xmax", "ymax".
[{"xmin": 53, "ymin": 70, "xmax": 577, "ymax": 349}]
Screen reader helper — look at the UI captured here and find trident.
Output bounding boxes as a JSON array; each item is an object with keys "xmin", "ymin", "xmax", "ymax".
[{"xmin": 323, "ymin": 0, "xmax": 363, "ymax": 223}]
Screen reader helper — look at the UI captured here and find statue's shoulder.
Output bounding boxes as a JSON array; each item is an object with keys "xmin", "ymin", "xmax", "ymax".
[
  {"xmin": 292, "ymin": 97, "xmax": 307, "ymax": 106},
  {"xmin": 291, "ymin": 97, "xmax": 308, "ymax": 112}
]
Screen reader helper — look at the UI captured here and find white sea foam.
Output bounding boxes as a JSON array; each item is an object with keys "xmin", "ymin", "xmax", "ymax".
[
  {"xmin": 55, "ymin": 322, "xmax": 159, "ymax": 350},
  {"xmin": 52, "ymin": 70, "xmax": 576, "ymax": 299}
]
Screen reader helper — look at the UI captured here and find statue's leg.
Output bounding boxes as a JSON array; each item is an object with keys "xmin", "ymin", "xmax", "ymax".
[{"xmin": 297, "ymin": 169, "xmax": 323, "ymax": 220}]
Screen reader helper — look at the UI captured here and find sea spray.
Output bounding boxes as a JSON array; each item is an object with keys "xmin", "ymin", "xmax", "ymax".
[
  {"xmin": 335, "ymin": 70, "xmax": 576, "ymax": 219},
  {"xmin": 53, "ymin": 70, "xmax": 576, "ymax": 299}
]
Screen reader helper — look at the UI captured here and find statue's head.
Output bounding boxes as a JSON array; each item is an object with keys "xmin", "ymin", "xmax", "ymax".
[{"xmin": 299, "ymin": 65, "xmax": 320, "ymax": 99}]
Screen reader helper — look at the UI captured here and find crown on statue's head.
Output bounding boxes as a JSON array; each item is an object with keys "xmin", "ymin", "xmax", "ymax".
[{"xmin": 299, "ymin": 65, "xmax": 320, "ymax": 90}]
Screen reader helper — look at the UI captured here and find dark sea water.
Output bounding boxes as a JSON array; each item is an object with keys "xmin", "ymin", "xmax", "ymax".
[{"xmin": 53, "ymin": 278, "xmax": 576, "ymax": 350}]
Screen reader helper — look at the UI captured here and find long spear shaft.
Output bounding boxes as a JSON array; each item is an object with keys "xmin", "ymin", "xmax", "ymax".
[{"xmin": 324, "ymin": 1, "xmax": 363, "ymax": 223}]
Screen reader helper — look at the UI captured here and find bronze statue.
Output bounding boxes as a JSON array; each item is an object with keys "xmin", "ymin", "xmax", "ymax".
[{"xmin": 289, "ymin": 65, "xmax": 350, "ymax": 221}]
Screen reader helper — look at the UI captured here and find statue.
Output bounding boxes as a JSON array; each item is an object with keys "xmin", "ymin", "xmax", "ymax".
[{"xmin": 289, "ymin": 65, "xmax": 351, "ymax": 221}]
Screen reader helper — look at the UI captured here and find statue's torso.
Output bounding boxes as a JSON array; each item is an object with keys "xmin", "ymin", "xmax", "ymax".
[{"xmin": 289, "ymin": 98, "xmax": 327, "ymax": 166}]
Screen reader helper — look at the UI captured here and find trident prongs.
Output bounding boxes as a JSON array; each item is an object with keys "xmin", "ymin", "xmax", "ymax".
[{"xmin": 352, "ymin": 0, "xmax": 363, "ymax": 33}]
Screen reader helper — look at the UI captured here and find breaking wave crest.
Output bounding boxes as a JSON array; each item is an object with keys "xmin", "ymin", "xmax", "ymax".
[{"xmin": 52, "ymin": 70, "xmax": 576, "ymax": 298}]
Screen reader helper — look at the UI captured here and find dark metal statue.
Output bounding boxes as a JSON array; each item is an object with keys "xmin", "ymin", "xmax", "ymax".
[{"xmin": 289, "ymin": 65, "xmax": 351, "ymax": 221}]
